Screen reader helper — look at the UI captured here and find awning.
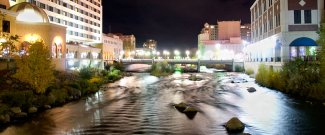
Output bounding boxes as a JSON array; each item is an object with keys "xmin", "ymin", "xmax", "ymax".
[{"xmin": 289, "ymin": 37, "xmax": 318, "ymax": 46}]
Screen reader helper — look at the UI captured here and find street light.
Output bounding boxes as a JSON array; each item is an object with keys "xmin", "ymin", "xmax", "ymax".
[
  {"xmin": 174, "ymin": 50, "xmax": 180, "ymax": 59},
  {"xmin": 185, "ymin": 50, "xmax": 190, "ymax": 59}
]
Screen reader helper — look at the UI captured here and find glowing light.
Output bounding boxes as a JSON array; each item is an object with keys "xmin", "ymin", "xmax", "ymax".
[
  {"xmin": 54, "ymin": 36, "xmax": 62, "ymax": 45},
  {"xmin": 25, "ymin": 34, "xmax": 40, "ymax": 43},
  {"xmin": 92, "ymin": 52, "xmax": 99, "ymax": 59},
  {"xmin": 174, "ymin": 50, "xmax": 180, "ymax": 56},
  {"xmin": 0, "ymin": 38, "xmax": 6, "ymax": 43},
  {"xmin": 68, "ymin": 60, "xmax": 74, "ymax": 66}
]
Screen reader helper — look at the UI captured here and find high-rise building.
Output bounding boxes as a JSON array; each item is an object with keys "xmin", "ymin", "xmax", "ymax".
[
  {"xmin": 241, "ymin": 24, "xmax": 251, "ymax": 43},
  {"xmin": 9, "ymin": 0, "xmax": 102, "ymax": 44},
  {"xmin": 200, "ymin": 23, "xmax": 218, "ymax": 40},
  {"xmin": 143, "ymin": 39, "xmax": 157, "ymax": 51},
  {"xmin": 246, "ymin": 0, "xmax": 324, "ymax": 71},
  {"xmin": 0, "ymin": 0, "xmax": 103, "ymax": 70}
]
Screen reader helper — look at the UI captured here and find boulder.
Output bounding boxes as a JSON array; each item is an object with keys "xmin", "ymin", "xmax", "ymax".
[
  {"xmin": 0, "ymin": 114, "xmax": 10, "ymax": 123},
  {"xmin": 28, "ymin": 107, "xmax": 38, "ymax": 113},
  {"xmin": 183, "ymin": 107, "xmax": 198, "ymax": 119},
  {"xmin": 323, "ymin": 103, "xmax": 325, "ymax": 106},
  {"xmin": 225, "ymin": 117, "xmax": 245, "ymax": 133},
  {"xmin": 174, "ymin": 102, "xmax": 187, "ymax": 112},
  {"xmin": 44, "ymin": 105, "xmax": 51, "ymax": 109},
  {"xmin": 247, "ymin": 87, "xmax": 256, "ymax": 93},
  {"xmin": 10, "ymin": 107, "xmax": 21, "ymax": 114},
  {"xmin": 15, "ymin": 112, "xmax": 27, "ymax": 118}
]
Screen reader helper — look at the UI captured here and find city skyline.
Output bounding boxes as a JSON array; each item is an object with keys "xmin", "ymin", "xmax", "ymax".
[{"xmin": 102, "ymin": 0, "xmax": 254, "ymax": 50}]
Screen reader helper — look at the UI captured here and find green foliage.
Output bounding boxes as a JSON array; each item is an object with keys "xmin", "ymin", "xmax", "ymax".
[
  {"xmin": 235, "ymin": 65, "xmax": 244, "ymax": 72},
  {"xmin": 255, "ymin": 60, "xmax": 324, "ymax": 101},
  {"xmin": 13, "ymin": 42, "xmax": 55, "ymax": 94},
  {"xmin": 105, "ymin": 68, "xmax": 123, "ymax": 82},
  {"xmin": 79, "ymin": 67, "xmax": 97, "ymax": 80},
  {"xmin": 49, "ymin": 88, "xmax": 68, "ymax": 104},
  {"xmin": 317, "ymin": 22, "xmax": 325, "ymax": 85},
  {"xmin": 0, "ymin": 91, "xmax": 34, "ymax": 109},
  {"xmin": 0, "ymin": 33, "xmax": 19, "ymax": 57},
  {"xmin": 150, "ymin": 61, "xmax": 174, "ymax": 77},
  {"xmin": 245, "ymin": 68, "xmax": 254, "ymax": 75}
]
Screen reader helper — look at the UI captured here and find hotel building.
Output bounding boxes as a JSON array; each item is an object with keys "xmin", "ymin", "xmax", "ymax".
[
  {"xmin": 245, "ymin": 0, "xmax": 324, "ymax": 71},
  {"xmin": 9, "ymin": 0, "xmax": 102, "ymax": 44},
  {"xmin": 143, "ymin": 39, "xmax": 157, "ymax": 51},
  {"xmin": 0, "ymin": 0, "xmax": 103, "ymax": 70}
]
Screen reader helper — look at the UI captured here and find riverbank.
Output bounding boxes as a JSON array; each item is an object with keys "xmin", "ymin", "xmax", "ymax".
[
  {"xmin": 0, "ymin": 67, "xmax": 124, "ymax": 126},
  {"xmin": 252, "ymin": 60, "xmax": 325, "ymax": 103}
]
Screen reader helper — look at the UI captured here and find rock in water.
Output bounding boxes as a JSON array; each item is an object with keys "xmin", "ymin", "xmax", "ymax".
[
  {"xmin": 44, "ymin": 105, "xmax": 51, "ymax": 109},
  {"xmin": 10, "ymin": 107, "xmax": 21, "ymax": 114},
  {"xmin": 247, "ymin": 87, "xmax": 256, "ymax": 93},
  {"xmin": 15, "ymin": 112, "xmax": 27, "ymax": 118},
  {"xmin": 183, "ymin": 107, "xmax": 198, "ymax": 119},
  {"xmin": 28, "ymin": 107, "xmax": 38, "ymax": 113},
  {"xmin": 174, "ymin": 102, "xmax": 187, "ymax": 112},
  {"xmin": 0, "ymin": 114, "xmax": 10, "ymax": 123},
  {"xmin": 225, "ymin": 117, "xmax": 245, "ymax": 133}
]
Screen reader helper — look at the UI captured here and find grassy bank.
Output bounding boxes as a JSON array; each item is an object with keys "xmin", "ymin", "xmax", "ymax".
[{"xmin": 254, "ymin": 60, "xmax": 325, "ymax": 101}]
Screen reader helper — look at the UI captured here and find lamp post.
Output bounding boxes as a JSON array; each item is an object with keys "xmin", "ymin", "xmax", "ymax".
[
  {"xmin": 185, "ymin": 50, "xmax": 190, "ymax": 59},
  {"xmin": 174, "ymin": 50, "xmax": 180, "ymax": 59}
]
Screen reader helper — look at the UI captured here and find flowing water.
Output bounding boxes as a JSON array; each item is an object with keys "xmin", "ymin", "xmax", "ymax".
[{"xmin": 1, "ymin": 72, "xmax": 325, "ymax": 135}]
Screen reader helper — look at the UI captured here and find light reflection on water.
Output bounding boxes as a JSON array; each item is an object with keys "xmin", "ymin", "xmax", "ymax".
[{"xmin": 1, "ymin": 73, "xmax": 325, "ymax": 135}]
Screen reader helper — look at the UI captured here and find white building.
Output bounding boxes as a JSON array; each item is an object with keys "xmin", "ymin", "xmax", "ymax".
[
  {"xmin": 102, "ymin": 34, "xmax": 123, "ymax": 63},
  {"xmin": 246, "ymin": 0, "xmax": 324, "ymax": 71},
  {"xmin": 9, "ymin": 0, "xmax": 102, "ymax": 44}
]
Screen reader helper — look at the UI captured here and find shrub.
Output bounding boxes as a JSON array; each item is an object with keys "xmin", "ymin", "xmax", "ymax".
[
  {"xmin": 245, "ymin": 68, "xmax": 254, "ymax": 75},
  {"xmin": 150, "ymin": 61, "xmax": 174, "ymax": 77},
  {"xmin": 49, "ymin": 88, "xmax": 68, "ymax": 105},
  {"xmin": 0, "ymin": 91, "xmax": 34, "ymax": 109},
  {"xmin": 79, "ymin": 67, "xmax": 96, "ymax": 80},
  {"xmin": 235, "ymin": 65, "xmax": 244, "ymax": 72}
]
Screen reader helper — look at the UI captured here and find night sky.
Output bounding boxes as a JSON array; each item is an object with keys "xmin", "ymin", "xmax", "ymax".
[{"xmin": 102, "ymin": 0, "xmax": 254, "ymax": 50}]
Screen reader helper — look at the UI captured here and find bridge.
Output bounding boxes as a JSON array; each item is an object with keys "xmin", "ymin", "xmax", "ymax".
[{"xmin": 120, "ymin": 59, "xmax": 243, "ymax": 71}]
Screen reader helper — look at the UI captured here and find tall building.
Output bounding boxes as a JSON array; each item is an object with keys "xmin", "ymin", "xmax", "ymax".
[
  {"xmin": 241, "ymin": 24, "xmax": 251, "ymax": 42},
  {"xmin": 246, "ymin": 0, "xmax": 324, "ymax": 71},
  {"xmin": 143, "ymin": 39, "xmax": 157, "ymax": 51},
  {"xmin": 0, "ymin": 0, "xmax": 103, "ymax": 70},
  {"xmin": 9, "ymin": 0, "xmax": 103, "ymax": 44},
  {"xmin": 101, "ymin": 33, "xmax": 123, "ymax": 63},
  {"xmin": 198, "ymin": 21, "xmax": 244, "ymax": 60}
]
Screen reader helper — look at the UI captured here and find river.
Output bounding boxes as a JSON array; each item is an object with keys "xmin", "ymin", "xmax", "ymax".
[{"xmin": 1, "ymin": 72, "xmax": 325, "ymax": 135}]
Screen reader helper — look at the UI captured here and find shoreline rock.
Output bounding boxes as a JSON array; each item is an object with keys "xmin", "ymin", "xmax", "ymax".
[
  {"xmin": 174, "ymin": 102, "xmax": 187, "ymax": 112},
  {"xmin": 247, "ymin": 87, "xmax": 256, "ymax": 93},
  {"xmin": 28, "ymin": 107, "xmax": 38, "ymax": 113},
  {"xmin": 225, "ymin": 117, "xmax": 245, "ymax": 133},
  {"xmin": 183, "ymin": 107, "xmax": 198, "ymax": 119}
]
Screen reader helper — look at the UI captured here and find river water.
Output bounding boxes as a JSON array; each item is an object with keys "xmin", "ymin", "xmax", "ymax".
[{"xmin": 1, "ymin": 72, "xmax": 325, "ymax": 135}]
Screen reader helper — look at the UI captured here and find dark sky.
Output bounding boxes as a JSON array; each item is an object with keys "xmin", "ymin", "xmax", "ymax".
[{"xmin": 102, "ymin": 0, "xmax": 254, "ymax": 50}]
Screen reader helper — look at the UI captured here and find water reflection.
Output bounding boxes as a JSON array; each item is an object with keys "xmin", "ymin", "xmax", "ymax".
[{"xmin": 1, "ymin": 73, "xmax": 325, "ymax": 135}]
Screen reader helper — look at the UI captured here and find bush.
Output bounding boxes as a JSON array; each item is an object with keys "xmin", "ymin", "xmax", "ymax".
[
  {"xmin": 79, "ymin": 67, "xmax": 97, "ymax": 80},
  {"xmin": 235, "ymin": 65, "xmax": 244, "ymax": 72},
  {"xmin": 150, "ymin": 61, "xmax": 174, "ymax": 77},
  {"xmin": 0, "ymin": 91, "xmax": 34, "ymax": 109},
  {"xmin": 106, "ymin": 68, "xmax": 122, "ymax": 82},
  {"xmin": 245, "ymin": 68, "xmax": 254, "ymax": 75},
  {"xmin": 255, "ymin": 59, "xmax": 324, "ymax": 101},
  {"xmin": 49, "ymin": 88, "xmax": 68, "ymax": 105}
]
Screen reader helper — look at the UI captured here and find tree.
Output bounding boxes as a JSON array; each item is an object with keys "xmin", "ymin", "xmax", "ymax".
[
  {"xmin": 13, "ymin": 41, "xmax": 54, "ymax": 94},
  {"xmin": 317, "ymin": 20, "xmax": 325, "ymax": 84},
  {"xmin": 0, "ymin": 33, "xmax": 19, "ymax": 69}
]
